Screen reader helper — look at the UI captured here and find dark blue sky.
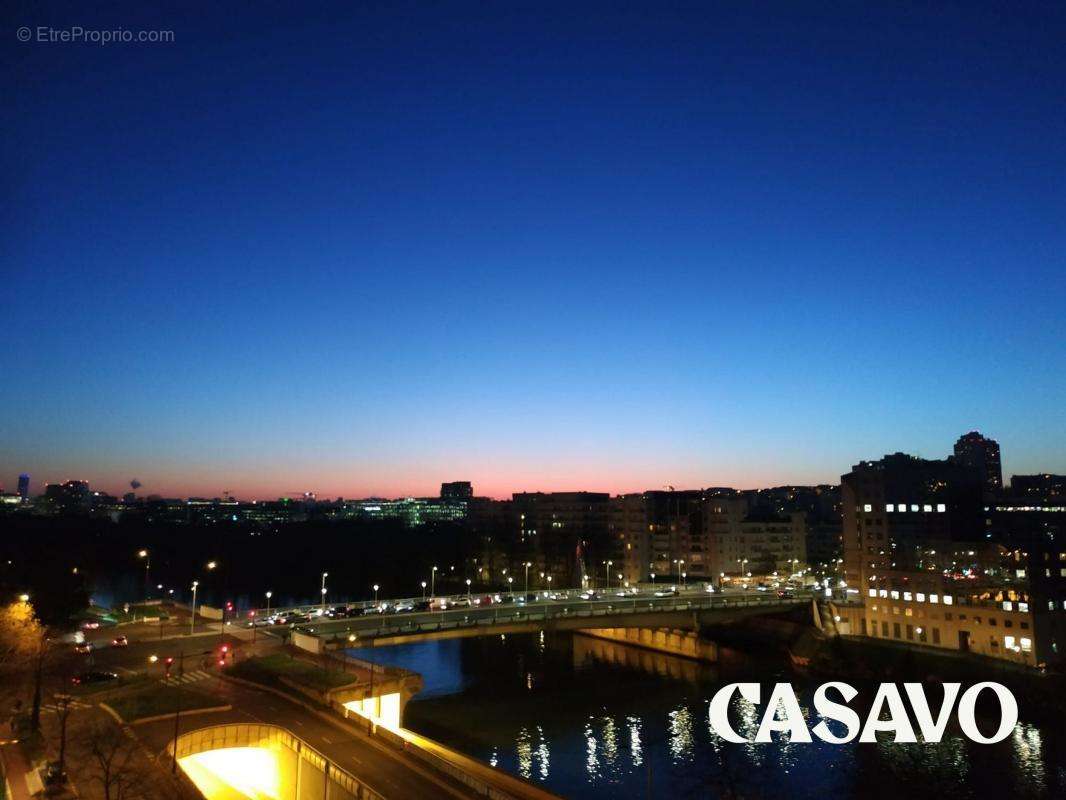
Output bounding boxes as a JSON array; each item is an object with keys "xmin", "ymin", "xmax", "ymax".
[{"xmin": 3, "ymin": 2, "xmax": 1065, "ymax": 498}]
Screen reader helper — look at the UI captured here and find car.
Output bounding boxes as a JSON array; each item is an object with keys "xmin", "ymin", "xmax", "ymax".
[
  {"xmin": 79, "ymin": 620, "xmax": 101, "ymax": 630},
  {"xmin": 579, "ymin": 591, "xmax": 599, "ymax": 600},
  {"xmin": 653, "ymin": 588, "xmax": 679, "ymax": 597},
  {"xmin": 72, "ymin": 671, "xmax": 118, "ymax": 686},
  {"xmin": 287, "ymin": 614, "xmax": 311, "ymax": 624},
  {"xmin": 74, "ymin": 642, "xmax": 94, "ymax": 654},
  {"xmin": 111, "ymin": 635, "xmax": 128, "ymax": 647},
  {"xmin": 327, "ymin": 606, "xmax": 353, "ymax": 618},
  {"xmin": 413, "ymin": 600, "xmax": 431, "ymax": 611},
  {"xmin": 394, "ymin": 602, "xmax": 415, "ymax": 613}
]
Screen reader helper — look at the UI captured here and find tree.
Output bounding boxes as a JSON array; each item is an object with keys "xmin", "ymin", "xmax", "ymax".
[
  {"xmin": 84, "ymin": 721, "xmax": 148, "ymax": 800},
  {"xmin": 0, "ymin": 598, "xmax": 48, "ymax": 732}
]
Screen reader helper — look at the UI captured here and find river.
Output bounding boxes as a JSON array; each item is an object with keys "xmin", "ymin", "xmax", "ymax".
[{"xmin": 346, "ymin": 632, "xmax": 1063, "ymax": 799}]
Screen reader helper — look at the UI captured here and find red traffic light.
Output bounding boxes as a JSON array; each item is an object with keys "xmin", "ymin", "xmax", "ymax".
[
  {"xmin": 165, "ymin": 657, "xmax": 174, "ymax": 665},
  {"xmin": 217, "ymin": 659, "xmax": 226, "ymax": 667},
  {"xmin": 220, "ymin": 645, "xmax": 229, "ymax": 653}
]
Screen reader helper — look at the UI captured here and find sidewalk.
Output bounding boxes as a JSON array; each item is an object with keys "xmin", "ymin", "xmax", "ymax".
[{"xmin": 0, "ymin": 741, "xmax": 42, "ymax": 800}]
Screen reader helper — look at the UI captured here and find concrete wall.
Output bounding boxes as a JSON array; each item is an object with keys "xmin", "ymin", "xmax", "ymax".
[{"xmin": 578, "ymin": 626, "xmax": 718, "ymax": 661}]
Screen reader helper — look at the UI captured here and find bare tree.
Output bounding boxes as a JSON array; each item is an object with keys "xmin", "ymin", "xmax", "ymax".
[{"xmin": 84, "ymin": 722, "xmax": 149, "ymax": 800}]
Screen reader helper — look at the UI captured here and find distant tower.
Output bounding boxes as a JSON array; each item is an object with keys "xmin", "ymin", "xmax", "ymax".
[
  {"xmin": 953, "ymin": 431, "xmax": 1003, "ymax": 493},
  {"xmin": 440, "ymin": 481, "xmax": 473, "ymax": 500},
  {"xmin": 17, "ymin": 473, "xmax": 29, "ymax": 500}
]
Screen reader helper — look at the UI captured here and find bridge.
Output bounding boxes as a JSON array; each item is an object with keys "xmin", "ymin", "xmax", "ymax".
[{"xmin": 284, "ymin": 589, "xmax": 812, "ymax": 651}]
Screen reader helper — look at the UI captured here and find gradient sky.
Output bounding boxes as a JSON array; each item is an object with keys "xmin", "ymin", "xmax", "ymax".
[{"xmin": 3, "ymin": 2, "xmax": 1065, "ymax": 500}]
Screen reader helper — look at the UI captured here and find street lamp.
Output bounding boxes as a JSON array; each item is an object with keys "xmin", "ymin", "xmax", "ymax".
[
  {"xmin": 265, "ymin": 591, "xmax": 273, "ymax": 620},
  {"xmin": 18, "ymin": 593, "xmax": 29, "ymax": 603},
  {"xmin": 524, "ymin": 562, "xmax": 532, "ymax": 598},
  {"xmin": 421, "ymin": 581, "xmax": 428, "ymax": 600},
  {"xmin": 546, "ymin": 575, "xmax": 552, "ymax": 594},
  {"xmin": 431, "ymin": 566, "xmax": 438, "ymax": 598},
  {"xmin": 320, "ymin": 572, "xmax": 328, "ymax": 612},
  {"xmin": 189, "ymin": 581, "xmax": 199, "ymax": 635},
  {"xmin": 373, "ymin": 584, "xmax": 379, "ymax": 604},
  {"xmin": 206, "ymin": 561, "xmax": 217, "ymax": 571},
  {"xmin": 507, "ymin": 576, "xmax": 514, "ymax": 597},
  {"xmin": 138, "ymin": 549, "xmax": 150, "ymax": 600},
  {"xmin": 465, "ymin": 578, "xmax": 472, "ymax": 599},
  {"xmin": 604, "ymin": 560, "xmax": 613, "ymax": 590}
]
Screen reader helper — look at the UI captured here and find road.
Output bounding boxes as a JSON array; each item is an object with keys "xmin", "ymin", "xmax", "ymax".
[
  {"xmin": 293, "ymin": 586, "xmax": 814, "ymax": 643},
  {"xmin": 133, "ymin": 676, "xmax": 477, "ymax": 799}
]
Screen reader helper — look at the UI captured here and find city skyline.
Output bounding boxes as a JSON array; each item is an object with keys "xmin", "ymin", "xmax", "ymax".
[{"xmin": 4, "ymin": 428, "xmax": 1058, "ymax": 501}]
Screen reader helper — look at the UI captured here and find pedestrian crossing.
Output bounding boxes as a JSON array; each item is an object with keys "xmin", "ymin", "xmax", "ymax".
[
  {"xmin": 42, "ymin": 699, "xmax": 92, "ymax": 713},
  {"xmin": 160, "ymin": 669, "xmax": 213, "ymax": 686}
]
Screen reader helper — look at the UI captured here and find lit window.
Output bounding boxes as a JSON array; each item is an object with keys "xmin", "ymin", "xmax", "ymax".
[
  {"xmin": 1003, "ymin": 601, "xmax": 1013, "ymax": 611},
  {"xmin": 868, "ymin": 589, "xmax": 877, "ymax": 598},
  {"xmin": 905, "ymin": 608, "xmax": 913, "ymax": 617},
  {"xmin": 916, "ymin": 593, "xmax": 926, "ymax": 602},
  {"xmin": 937, "ymin": 504, "xmax": 946, "ymax": 513},
  {"xmin": 890, "ymin": 590, "xmax": 900, "ymax": 600},
  {"xmin": 879, "ymin": 589, "xmax": 888, "ymax": 598},
  {"xmin": 1049, "ymin": 601, "xmax": 1056, "ymax": 611},
  {"xmin": 929, "ymin": 594, "xmax": 939, "ymax": 604},
  {"xmin": 1004, "ymin": 635, "xmax": 1016, "ymax": 649},
  {"xmin": 903, "ymin": 592, "xmax": 913, "ymax": 602},
  {"xmin": 863, "ymin": 504, "xmax": 872, "ymax": 513},
  {"xmin": 923, "ymin": 504, "xmax": 932, "ymax": 512},
  {"xmin": 886, "ymin": 504, "xmax": 895, "ymax": 512},
  {"xmin": 943, "ymin": 596, "xmax": 953, "ymax": 606},
  {"xmin": 1019, "ymin": 602, "xmax": 1029, "ymax": 613},
  {"xmin": 1016, "ymin": 569, "xmax": 1026, "ymax": 578},
  {"xmin": 1020, "ymin": 638, "xmax": 1032, "ymax": 653},
  {"xmin": 911, "ymin": 504, "xmax": 919, "ymax": 512}
]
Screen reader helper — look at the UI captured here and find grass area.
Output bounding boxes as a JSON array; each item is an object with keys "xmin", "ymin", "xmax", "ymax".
[
  {"xmin": 105, "ymin": 684, "xmax": 221, "ymax": 722},
  {"xmin": 230, "ymin": 653, "xmax": 355, "ymax": 692},
  {"xmin": 69, "ymin": 672, "xmax": 153, "ymax": 697}
]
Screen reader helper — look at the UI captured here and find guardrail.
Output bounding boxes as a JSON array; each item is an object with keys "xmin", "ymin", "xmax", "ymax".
[{"xmin": 302, "ymin": 592, "xmax": 810, "ymax": 643}]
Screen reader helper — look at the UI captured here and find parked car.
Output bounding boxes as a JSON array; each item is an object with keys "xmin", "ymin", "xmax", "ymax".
[{"xmin": 72, "ymin": 671, "xmax": 118, "ymax": 686}]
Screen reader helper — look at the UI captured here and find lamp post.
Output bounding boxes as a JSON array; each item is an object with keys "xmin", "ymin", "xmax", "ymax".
[
  {"xmin": 507, "ymin": 576, "xmax": 514, "ymax": 598},
  {"xmin": 265, "ymin": 591, "xmax": 272, "ymax": 621},
  {"xmin": 524, "ymin": 562, "xmax": 531, "ymax": 598},
  {"xmin": 138, "ymin": 549, "xmax": 150, "ymax": 601},
  {"xmin": 465, "ymin": 578, "xmax": 472, "ymax": 600},
  {"xmin": 320, "ymin": 572, "xmax": 328, "ymax": 613},
  {"xmin": 604, "ymin": 560, "xmax": 613, "ymax": 590},
  {"xmin": 189, "ymin": 581, "xmax": 199, "ymax": 636},
  {"xmin": 674, "ymin": 559, "xmax": 684, "ymax": 585},
  {"xmin": 546, "ymin": 575, "xmax": 552, "ymax": 595},
  {"xmin": 373, "ymin": 584, "xmax": 379, "ymax": 605},
  {"xmin": 421, "ymin": 581, "xmax": 427, "ymax": 600},
  {"xmin": 617, "ymin": 572, "xmax": 624, "ymax": 589},
  {"xmin": 681, "ymin": 571, "xmax": 687, "ymax": 588},
  {"xmin": 431, "ymin": 566, "xmax": 438, "ymax": 598}
]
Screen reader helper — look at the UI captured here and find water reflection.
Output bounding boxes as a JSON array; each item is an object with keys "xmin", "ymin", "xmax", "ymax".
[{"xmin": 385, "ymin": 633, "xmax": 1066, "ymax": 799}]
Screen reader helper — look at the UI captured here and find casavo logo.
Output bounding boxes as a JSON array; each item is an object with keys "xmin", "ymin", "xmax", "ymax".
[{"xmin": 708, "ymin": 682, "xmax": 1018, "ymax": 744}]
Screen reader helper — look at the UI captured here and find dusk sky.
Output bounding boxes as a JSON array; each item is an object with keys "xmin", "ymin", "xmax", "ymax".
[{"xmin": 3, "ymin": 2, "xmax": 1065, "ymax": 500}]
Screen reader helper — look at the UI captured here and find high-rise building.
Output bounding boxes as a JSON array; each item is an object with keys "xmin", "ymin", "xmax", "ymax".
[
  {"xmin": 440, "ymin": 481, "xmax": 474, "ymax": 500},
  {"xmin": 953, "ymin": 431, "xmax": 1003, "ymax": 493},
  {"xmin": 841, "ymin": 452, "xmax": 984, "ymax": 589},
  {"xmin": 17, "ymin": 473, "xmax": 30, "ymax": 500},
  {"xmin": 1010, "ymin": 474, "xmax": 1066, "ymax": 503}
]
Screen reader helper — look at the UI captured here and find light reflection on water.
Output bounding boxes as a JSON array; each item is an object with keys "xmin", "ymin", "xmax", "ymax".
[{"xmin": 355, "ymin": 634, "xmax": 1065, "ymax": 799}]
